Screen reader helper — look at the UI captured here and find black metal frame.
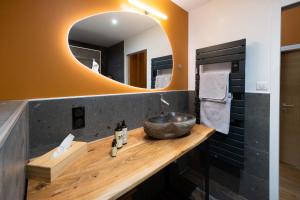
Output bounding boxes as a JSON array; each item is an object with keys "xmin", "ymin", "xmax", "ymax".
[
  {"xmin": 151, "ymin": 55, "xmax": 173, "ymax": 89},
  {"xmin": 204, "ymin": 140, "xmax": 210, "ymax": 200},
  {"xmin": 195, "ymin": 39, "xmax": 246, "ymax": 199}
]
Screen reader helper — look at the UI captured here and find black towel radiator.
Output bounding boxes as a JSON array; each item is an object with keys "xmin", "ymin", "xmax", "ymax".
[
  {"xmin": 151, "ymin": 55, "xmax": 173, "ymax": 89},
  {"xmin": 195, "ymin": 39, "xmax": 246, "ymax": 200}
]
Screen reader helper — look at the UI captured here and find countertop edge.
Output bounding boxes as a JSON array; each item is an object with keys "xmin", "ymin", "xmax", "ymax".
[{"xmin": 0, "ymin": 100, "xmax": 28, "ymax": 148}]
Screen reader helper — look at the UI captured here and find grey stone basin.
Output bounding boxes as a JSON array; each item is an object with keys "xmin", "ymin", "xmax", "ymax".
[{"xmin": 143, "ymin": 112, "xmax": 196, "ymax": 139}]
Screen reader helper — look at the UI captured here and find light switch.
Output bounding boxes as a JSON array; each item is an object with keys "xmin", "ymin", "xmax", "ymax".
[{"xmin": 256, "ymin": 81, "xmax": 268, "ymax": 91}]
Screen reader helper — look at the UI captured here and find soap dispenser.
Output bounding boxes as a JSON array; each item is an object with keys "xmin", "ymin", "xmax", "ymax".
[
  {"xmin": 111, "ymin": 139, "xmax": 117, "ymax": 157},
  {"xmin": 121, "ymin": 120, "xmax": 128, "ymax": 145},
  {"xmin": 115, "ymin": 123, "xmax": 123, "ymax": 149}
]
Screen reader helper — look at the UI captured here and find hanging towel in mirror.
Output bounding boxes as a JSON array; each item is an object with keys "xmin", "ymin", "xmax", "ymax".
[
  {"xmin": 92, "ymin": 59, "xmax": 100, "ymax": 73},
  {"xmin": 155, "ymin": 74, "xmax": 171, "ymax": 88}
]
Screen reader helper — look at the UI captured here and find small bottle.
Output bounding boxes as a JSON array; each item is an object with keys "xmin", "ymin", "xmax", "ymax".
[
  {"xmin": 121, "ymin": 120, "xmax": 128, "ymax": 145},
  {"xmin": 111, "ymin": 139, "xmax": 117, "ymax": 157},
  {"xmin": 115, "ymin": 123, "xmax": 123, "ymax": 149}
]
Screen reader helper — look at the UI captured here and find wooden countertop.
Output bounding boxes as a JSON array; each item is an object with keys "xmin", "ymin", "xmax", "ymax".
[{"xmin": 27, "ymin": 125, "xmax": 215, "ymax": 200}]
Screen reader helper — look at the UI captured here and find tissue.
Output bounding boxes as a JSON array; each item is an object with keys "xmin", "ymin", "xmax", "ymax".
[{"xmin": 52, "ymin": 134, "xmax": 75, "ymax": 158}]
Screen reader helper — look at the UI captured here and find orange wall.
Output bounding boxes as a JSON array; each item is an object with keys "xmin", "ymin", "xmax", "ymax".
[
  {"xmin": 282, "ymin": 5, "xmax": 300, "ymax": 46},
  {"xmin": 0, "ymin": 0, "xmax": 188, "ymax": 100}
]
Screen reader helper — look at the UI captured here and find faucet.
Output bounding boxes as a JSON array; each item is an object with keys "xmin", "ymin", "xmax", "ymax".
[{"xmin": 160, "ymin": 94, "xmax": 170, "ymax": 114}]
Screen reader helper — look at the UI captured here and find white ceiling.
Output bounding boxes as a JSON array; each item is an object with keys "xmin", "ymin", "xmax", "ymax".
[
  {"xmin": 69, "ymin": 12, "xmax": 157, "ymax": 47},
  {"xmin": 171, "ymin": 0, "xmax": 209, "ymax": 11}
]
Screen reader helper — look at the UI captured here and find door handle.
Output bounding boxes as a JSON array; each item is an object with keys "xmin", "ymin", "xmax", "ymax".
[{"xmin": 282, "ymin": 103, "xmax": 295, "ymax": 108}]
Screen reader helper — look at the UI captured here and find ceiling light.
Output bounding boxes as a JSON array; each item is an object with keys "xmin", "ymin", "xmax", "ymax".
[
  {"xmin": 128, "ymin": 0, "xmax": 168, "ymax": 20},
  {"xmin": 112, "ymin": 19, "xmax": 118, "ymax": 25}
]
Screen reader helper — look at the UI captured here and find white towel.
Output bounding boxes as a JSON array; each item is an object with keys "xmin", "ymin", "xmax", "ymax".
[
  {"xmin": 201, "ymin": 95, "xmax": 232, "ymax": 134},
  {"xmin": 155, "ymin": 74, "xmax": 171, "ymax": 88},
  {"xmin": 92, "ymin": 59, "xmax": 99, "ymax": 74},
  {"xmin": 199, "ymin": 72, "xmax": 230, "ymax": 102},
  {"xmin": 199, "ymin": 72, "xmax": 231, "ymax": 134}
]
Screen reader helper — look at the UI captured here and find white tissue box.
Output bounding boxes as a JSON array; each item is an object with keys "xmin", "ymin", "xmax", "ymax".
[{"xmin": 26, "ymin": 141, "xmax": 87, "ymax": 183}]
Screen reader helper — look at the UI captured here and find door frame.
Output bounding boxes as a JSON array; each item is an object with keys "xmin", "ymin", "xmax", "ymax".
[
  {"xmin": 269, "ymin": 1, "xmax": 281, "ymax": 200},
  {"xmin": 270, "ymin": 2, "xmax": 300, "ymax": 199},
  {"xmin": 279, "ymin": 45, "xmax": 300, "ymax": 198},
  {"xmin": 127, "ymin": 49, "xmax": 147, "ymax": 57}
]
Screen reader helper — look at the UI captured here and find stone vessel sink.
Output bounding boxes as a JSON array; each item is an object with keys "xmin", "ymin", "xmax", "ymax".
[{"xmin": 143, "ymin": 112, "xmax": 196, "ymax": 139}]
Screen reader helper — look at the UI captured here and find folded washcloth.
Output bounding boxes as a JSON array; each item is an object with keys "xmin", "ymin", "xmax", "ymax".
[
  {"xmin": 155, "ymin": 74, "xmax": 171, "ymax": 88},
  {"xmin": 199, "ymin": 72, "xmax": 230, "ymax": 102}
]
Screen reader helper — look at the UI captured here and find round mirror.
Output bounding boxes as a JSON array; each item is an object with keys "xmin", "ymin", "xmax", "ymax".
[{"xmin": 68, "ymin": 12, "xmax": 173, "ymax": 89}]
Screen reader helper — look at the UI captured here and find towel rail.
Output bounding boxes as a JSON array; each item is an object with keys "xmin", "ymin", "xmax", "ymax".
[
  {"xmin": 195, "ymin": 39, "xmax": 246, "ymax": 170},
  {"xmin": 151, "ymin": 55, "xmax": 173, "ymax": 89}
]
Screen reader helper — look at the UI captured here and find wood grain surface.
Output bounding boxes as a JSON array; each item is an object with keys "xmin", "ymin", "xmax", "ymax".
[
  {"xmin": 280, "ymin": 162, "xmax": 300, "ymax": 200},
  {"xmin": 27, "ymin": 125, "xmax": 215, "ymax": 200}
]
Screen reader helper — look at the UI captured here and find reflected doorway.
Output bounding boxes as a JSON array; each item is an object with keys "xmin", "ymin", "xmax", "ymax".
[{"xmin": 128, "ymin": 50, "xmax": 147, "ymax": 88}]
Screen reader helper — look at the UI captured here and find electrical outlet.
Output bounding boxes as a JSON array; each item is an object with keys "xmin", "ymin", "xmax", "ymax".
[
  {"xmin": 256, "ymin": 81, "xmax": 268, "ymax": 91},
  {"xmin": 72, "ymin": 107, "xmax": 85, "ymax": 129}
]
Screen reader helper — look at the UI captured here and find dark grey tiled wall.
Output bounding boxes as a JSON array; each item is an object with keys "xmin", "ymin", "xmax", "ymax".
[
  {"xmin": 188, "ymin": 92, "xmax": 270, "ymax": 200},
  {"xmin": 29, "ymin": 91, "xmax": 189, "ymax": 158},
  {"xmin": 241, "ymin": 93, "xmax": 270, "ymax": 200},
  {"xmin": 107, "ymin": 41, "xmax": 124, "ymax": 83},
  {"xmin": 0, "ymin": 106, "xmax": 29, "ymax": 200}
]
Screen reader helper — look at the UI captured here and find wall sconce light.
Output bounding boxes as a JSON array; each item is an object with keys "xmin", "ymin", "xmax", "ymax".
[{"xmin": 128, "ymin": 0, "xmax": 168, "ymax": 20}]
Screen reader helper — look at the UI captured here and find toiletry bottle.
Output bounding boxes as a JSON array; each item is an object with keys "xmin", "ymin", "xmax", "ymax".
[
  {"xmin": 111, "ymin": 139, "xmax": 117, "ymax": 157},
  {"xmin": 121, "ymin": 120, "xmax": 128, "ymax": 145},
  {"xmin": 115, "ymin": 123, "xmax": 123, "ymax": 149}
]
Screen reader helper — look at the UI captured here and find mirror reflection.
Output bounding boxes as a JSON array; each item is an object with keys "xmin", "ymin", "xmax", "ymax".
[{"xmin": 68, "ymin": 12, "xmax": 173, "ymax": 89}]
